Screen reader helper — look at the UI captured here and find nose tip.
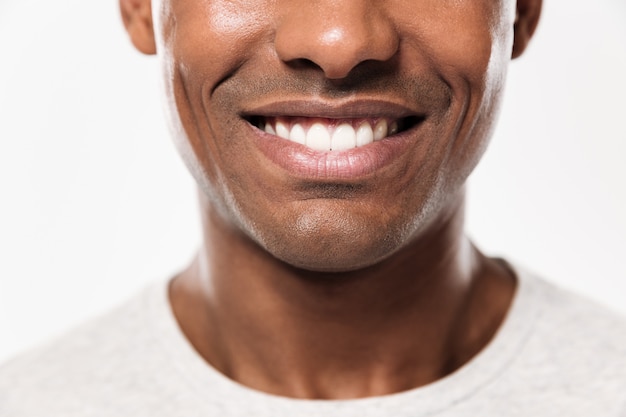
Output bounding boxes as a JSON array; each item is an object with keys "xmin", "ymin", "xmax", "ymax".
[{"xmin": 274, "ymin": 2, "xmax": 399, "ymax": 80}]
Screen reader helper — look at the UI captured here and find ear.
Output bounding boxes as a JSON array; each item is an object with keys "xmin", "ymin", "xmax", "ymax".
[
  {"xmin": 512, "ymin": 0, "xmax": 542, "ymax": 59},
  {"xmin": 120, "ymin": 0, "xmax": 156, "ymax": 55}
]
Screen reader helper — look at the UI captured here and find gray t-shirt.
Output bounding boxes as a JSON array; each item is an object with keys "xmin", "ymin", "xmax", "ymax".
[{"xmin": 1, "ymin": 266, "xmax": 626, "ymax": 416}]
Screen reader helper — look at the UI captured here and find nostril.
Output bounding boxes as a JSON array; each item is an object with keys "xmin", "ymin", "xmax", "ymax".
[{"xmin": 282, "ymin": 58, "xmax": 324, "ymax": 72}]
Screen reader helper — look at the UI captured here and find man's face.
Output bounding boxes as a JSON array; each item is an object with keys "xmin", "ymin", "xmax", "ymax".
[{"xmin": 150, "ymin": 0, "xmax": 520, "ymax": 271}]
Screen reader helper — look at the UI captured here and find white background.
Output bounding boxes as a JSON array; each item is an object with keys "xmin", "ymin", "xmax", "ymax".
[{"xmin": 0, "ymin": 0, "xmax": 625, "ymax": 363}]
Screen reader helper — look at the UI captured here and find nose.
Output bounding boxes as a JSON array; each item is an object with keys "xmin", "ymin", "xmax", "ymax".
[{"xmin": 274, "ymin": 0, "xmax": 400, "ymax": 80}]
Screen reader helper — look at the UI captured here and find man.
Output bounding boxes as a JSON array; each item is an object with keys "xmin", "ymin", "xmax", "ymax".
[{"xmin": 1, "ymin": 0, "xmax": 625, "ymax": 415}]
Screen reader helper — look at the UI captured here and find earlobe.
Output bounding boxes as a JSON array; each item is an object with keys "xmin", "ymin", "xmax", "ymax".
[
  {"xmin": 120, "ymin": 0, "xmax": 157, "ymax": 55},
  {"xmin": 511, "ymin": 0, "xmax": 542, "ymax": 59}
]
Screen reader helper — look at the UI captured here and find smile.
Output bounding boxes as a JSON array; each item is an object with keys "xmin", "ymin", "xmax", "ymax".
[
  {"xmin": 250, "ymin": 116, "xmax": 420, "ymax": 152},
  {"xmin": 241, "ymin": 100, "xmax": 427, "ymax": 179}
]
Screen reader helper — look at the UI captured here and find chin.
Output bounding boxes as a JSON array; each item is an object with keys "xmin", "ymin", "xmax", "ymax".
[
  {"xmin": 252, "ymin": 208, "xmax": 413, "ymax": 273},
  {"xmin": 271, "ymin": 242, "xmax": 397, "ymax": 273}
]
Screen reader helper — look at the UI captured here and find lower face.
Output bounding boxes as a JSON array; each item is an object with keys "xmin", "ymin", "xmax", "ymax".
[{"xmin": 155, "ymin": 0, "xmax": 515, "ymax": 271}]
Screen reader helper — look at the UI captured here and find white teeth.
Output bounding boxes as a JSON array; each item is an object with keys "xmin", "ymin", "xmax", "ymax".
[
  {"xmin": 264, "ymin": 123, "xmax": 276, "ymax": 135},
  {"xmin": 263, "ymin": 118, "xmax": 399, "ymax": 150},
  {"xmin": 331, "ymin": 123, "xmax": 356, "ymax": 151},
  {"xmin": 355, "ymin": 122, "xmax": 374, "ymax": 147},
  {"xmin": 289, "ymin": 123, "xmax": 306, "ymax": 145},
  {"xmin": 275, "ymin": 120, "xmax": 290, "ymax": 140},
  {"xmin": 374, "ymin": 120, "xmax": 388, "ymax": 141},
  {"xmin": 306, "ymin": 123, "xmax": 332, "ymax": 151}
]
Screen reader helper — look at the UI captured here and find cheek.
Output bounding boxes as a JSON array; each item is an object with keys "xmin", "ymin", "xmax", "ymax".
[
  {"xmin": 388, "ymin": 1, "xmax": 514, "ymax": 203},
  {"xmin": 156, "ymin": 0, "xmax": 273, "ymax": 198},
  {"xmin": 399, "ymin": 1, "xmax": 513, "ymax": 172},
  {"xmin": 167, "ymin": 0, "xmax": 271, "ymax": 86},
  {"xmin": 396, "ymin": 2, "xmax": 507, "ymax": 85}
]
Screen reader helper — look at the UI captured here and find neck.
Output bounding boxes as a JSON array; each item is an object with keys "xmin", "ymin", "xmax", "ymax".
[{"xmin": 170, "ymin": 190, "xmax": 516, "ymax": 399}]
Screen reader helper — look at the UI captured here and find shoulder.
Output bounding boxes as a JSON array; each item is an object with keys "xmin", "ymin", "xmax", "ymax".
[
  {"xmin": 0, "ymin": 280, "xmax": 173, "ymax": 416},
  {"xmin": 500, "ymin": 267, "xmax": 626, "ymax": 413},
  {"xmin": 527, "ymin": 271, "xmax": 626, "ymax": 357}
]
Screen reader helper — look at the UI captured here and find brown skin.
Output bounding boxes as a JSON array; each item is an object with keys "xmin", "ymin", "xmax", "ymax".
[{"xmin": 121, "ymin": 0, "xmax": 541, "ymax": 399}]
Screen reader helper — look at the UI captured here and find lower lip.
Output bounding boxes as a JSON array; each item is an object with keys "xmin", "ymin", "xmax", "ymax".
[{"xmin": 247, "ymin": 124, "xmax": 416, "ymax": 180}]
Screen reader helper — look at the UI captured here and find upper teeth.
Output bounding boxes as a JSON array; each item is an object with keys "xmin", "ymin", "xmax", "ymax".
[{"xmin": 262, "ymin": 118, "xmax": 399, "ymax": 151}]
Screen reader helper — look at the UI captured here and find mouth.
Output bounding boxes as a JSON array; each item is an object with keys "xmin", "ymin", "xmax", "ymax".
[
  {"xmin": 240, "ymin": 99, "xmax": 427, "ymax": 180},
  {"xmin": 246, "ymin": 115, "xmax": 422, "ymax": 152}
]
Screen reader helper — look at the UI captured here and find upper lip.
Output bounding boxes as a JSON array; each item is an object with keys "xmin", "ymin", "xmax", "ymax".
[{"xmin": 240, "ymin": 98, "xmax": 424, "ymax": 120}]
